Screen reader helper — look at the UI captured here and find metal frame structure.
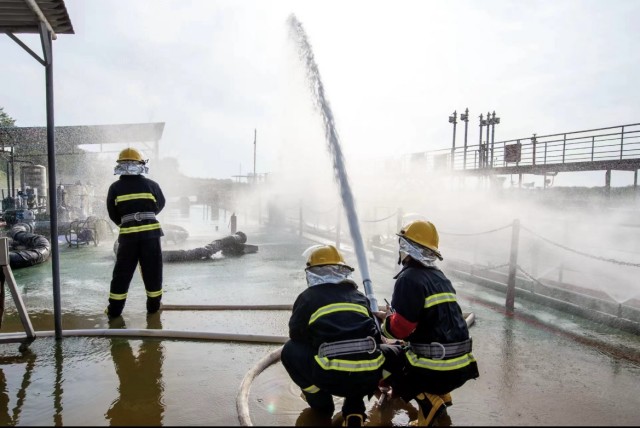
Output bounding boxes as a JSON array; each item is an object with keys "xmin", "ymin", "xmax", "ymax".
[
  {"xmin": 0, "ymin": 237, "xmax": 35, "ymax": 348},
  {"xmin": 0, "ymin": 123, "xmax": 165, "ymax": 159},
  {"xmin": 2, "ymin": 0, "xmax": 75, "ymax": 339},
  {"xmin": 407, "ymin": 122, "xmax": 640, "ymax": 188}
]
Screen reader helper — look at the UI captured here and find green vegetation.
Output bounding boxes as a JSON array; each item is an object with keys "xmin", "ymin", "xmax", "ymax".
[{"xmin": 0, "ymin": 107, "xmax": 16, "ymax": 127}]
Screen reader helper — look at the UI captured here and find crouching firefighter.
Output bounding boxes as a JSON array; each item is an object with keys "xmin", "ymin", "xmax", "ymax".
[
  {"xmin": 281, "ymin": 245, "xmax": 385, "ymax": 427},
  {"xmin": 374, "ymin": 220, "xmax": 479, "ymax": 426}
]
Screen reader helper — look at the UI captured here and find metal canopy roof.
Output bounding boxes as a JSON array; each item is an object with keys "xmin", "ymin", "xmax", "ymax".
[
  {"xmin": 0, "ymin": 123, "xmax": 165, "ymax": 161},
  {"xmin": 0, "ymin": 0, "xmax": 74, "ymax": 37},
  {"xmin": 1, "ymin": 0, "xmax": 76, "ymax": 340},
  {"xmin": 0, "ymin": 123, "xmax": 166, "ymax": 146}
]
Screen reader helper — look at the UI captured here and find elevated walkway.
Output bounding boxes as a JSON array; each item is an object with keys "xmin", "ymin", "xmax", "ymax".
[{"xmin": 405, "ymin": 123, "xmax": 640, "ymax": 187}]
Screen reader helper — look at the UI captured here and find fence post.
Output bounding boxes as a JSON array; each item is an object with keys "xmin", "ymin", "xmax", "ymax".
[
  {"xmin": 230, "ymin": 213, "xmax": 237, "ymax": 234},
  {"xmin": 506, "ymin": 218, "xmax": 520, "ymax": 313},
  {"xmin": 559, "ymin": 219, "xmax": 569, "ymax": 283},
  {"xmin": 620, "ymin": 125, "xmax": 625, "ymax": 160},
  {"xmin": 298, "ymin": 199, "xmax": 303, "ymax": 237}
]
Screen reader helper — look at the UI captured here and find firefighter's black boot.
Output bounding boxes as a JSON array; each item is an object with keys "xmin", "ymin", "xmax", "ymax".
[{"xmin": 300, "ymin": 390, "xmax": 335, "ymax": 416}]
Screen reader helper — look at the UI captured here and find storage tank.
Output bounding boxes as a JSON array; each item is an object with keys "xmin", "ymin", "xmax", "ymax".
[{"xmin": 20, "ymin": 164, "xmax": 47, "ymax": 198}]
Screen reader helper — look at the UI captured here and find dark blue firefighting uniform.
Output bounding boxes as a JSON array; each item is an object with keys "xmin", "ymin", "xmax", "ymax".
[
  {"xmin": 380, "ymin": 258, "xmax": 479, "ymax": 401},
  {"xmin": 106, "ymin": 174, "xmax": 165, "ymax": 318},
  {"xmin": 281, "ymin": 281, "xmax": 385, "ymax": 420}
]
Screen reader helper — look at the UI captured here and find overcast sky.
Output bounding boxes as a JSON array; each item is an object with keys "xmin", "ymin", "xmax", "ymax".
[{"xmin": 2, "ymin": 0, "xmax": 639, "ymax": 186}]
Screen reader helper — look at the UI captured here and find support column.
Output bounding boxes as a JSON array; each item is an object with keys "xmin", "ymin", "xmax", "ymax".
[
  {"xmin": 634, "ymin": 169, "xmax": 638, "ymax": 203},
  {"xmin": 506, "ymin": 219, "xmax": 520, "ymax": 314}
]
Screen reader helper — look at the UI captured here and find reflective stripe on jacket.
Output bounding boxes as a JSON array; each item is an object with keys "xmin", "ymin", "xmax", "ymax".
[
  {"xmin": 107, "ymin": 175, "xmax": 165, "ymax": 242},
  {"xmin": 288, "ymin": 282, "xmax": 383, "ymax": 373},
  {"xmin": 385, "ymin": 259, "xmax": 475, "ymax": 372}
]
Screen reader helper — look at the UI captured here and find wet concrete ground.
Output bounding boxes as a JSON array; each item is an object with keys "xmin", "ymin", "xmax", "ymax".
[{"xmin": 0, "ymin": 218, "xmax": 639, "ymax": 426}]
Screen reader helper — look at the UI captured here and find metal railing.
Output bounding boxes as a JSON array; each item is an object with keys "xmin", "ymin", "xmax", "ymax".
[{"xmin": 405, "ymin": 123, "xmax": 640, "ymax": 172}]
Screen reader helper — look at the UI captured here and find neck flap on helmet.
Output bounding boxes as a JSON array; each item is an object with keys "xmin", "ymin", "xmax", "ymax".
[
  {"xmin": 114, "ymin": 161, "xmax": 148, "ymax": 176},
  {"xmin": 398, "ymin": 236, "xmax": 441, "ymax": 268},
  {"xmin": 305, "ymin": 264, "xmax": 358, "ymax": 288}
]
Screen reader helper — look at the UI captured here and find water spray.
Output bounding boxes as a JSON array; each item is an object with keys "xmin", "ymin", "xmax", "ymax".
[{"xmin": 287, "ymin": 15, "xmax": 381, "ymax": 322}]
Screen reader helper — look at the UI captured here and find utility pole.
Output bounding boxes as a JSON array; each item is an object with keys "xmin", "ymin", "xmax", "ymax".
[
  {"xmin": 461, "ymin": 108, "xmax": 469, "ymax": 169},
  {"xmin": 253, "ymin": 128, "xmax": 257, "ymax": 184},
  {"xmin": 485, "ymin": 111, "xmax": 491, "ymax": 168},
  {"xmin": 478, "ymin": 113, "xmax": 486, "ymax": 168},
  {"xmin": 489, "ymin": 111, "xmax": 500, "ymax": 168},
  {"xmin": 449, "ymin": 111, "xmax": 457, "ymax": 169}
]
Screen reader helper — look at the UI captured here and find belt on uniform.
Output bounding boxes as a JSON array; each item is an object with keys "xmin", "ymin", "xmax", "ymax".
[
  {"xmin": 120, "ymin": 211, "xmax": 157, "ymax": 224},
  {"xmin": 317, "ymin": 336, "xmax": 377, "ymax": 358},
  {"xmin": 409, "ymin": 338, "xmax": 472, "ymax": 360}
]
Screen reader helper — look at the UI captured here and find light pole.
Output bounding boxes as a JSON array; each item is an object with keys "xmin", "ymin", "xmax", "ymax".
[
  {"xmin": 488, "ymin": 111, "xmax": 500, "ymax": 167},
  {"xmin": 485, "ymin": 111, "xmax": 491, "ymax": 168},
  {"xmin": 253, "ymin": 128, "xmax": 257, "ymax": 184},
  {"xmin": 460, "ymin": 108, "xmax": 469, "ymax": 169},
  {"xmin": 449, "ymin": 110, "xmax": 457, "ymax": 169},
  {"xmin": 479, "ymin": 113, "xmax": 488, "ymax": 168}
]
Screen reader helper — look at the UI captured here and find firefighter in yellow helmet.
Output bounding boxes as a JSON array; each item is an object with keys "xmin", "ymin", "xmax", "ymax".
[
  {"xmin": 374, "ymin": 220, "xmax": 479, "ymax": 426},
  {"xmin": 281, "ymin": 245, "xmax": 385, "ymax": 427},
  {"xmin": 105, "ymin": 147, "xmax": 166, "ymax": 320}
]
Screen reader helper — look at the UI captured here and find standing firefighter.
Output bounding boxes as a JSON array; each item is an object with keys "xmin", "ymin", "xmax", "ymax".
[
  {"xmin": 374, "ymin": 220, "xmax": 479, "ymax": 426},
  {"xmin": 281, "ymin": 245, "xmax": 385, "ymax": 427},
  {"xmin": 105, "ymin": 148, "xmax": 166, "ymax": 319}
]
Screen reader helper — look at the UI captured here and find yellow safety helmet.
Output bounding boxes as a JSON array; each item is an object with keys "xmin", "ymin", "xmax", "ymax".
[
  {"xmin": 397, "ymin": 220, "xmax": 442, "ymax": 259},
  {"xmin": 117, "ymin": 147, "xmax": 145, "ymax": 163},
  {"xmin": 306, "ymin": 245, "xmax": 353, "ymax": 270}
]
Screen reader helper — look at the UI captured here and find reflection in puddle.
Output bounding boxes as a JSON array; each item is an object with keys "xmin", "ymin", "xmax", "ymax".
[
  {"xmin": 250, "ymin": 360, "xmax": 453, "ymax": 426},
  {"xmin": 106, "ymin": 337, "xmax": 165, "ymax": 425}
]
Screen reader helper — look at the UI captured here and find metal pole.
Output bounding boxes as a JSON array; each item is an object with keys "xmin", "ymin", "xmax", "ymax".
[
  {"xmin": 634, "ymin": 169, "xmax": 638, "ymax": 203},
  {"xmin": 10, "ymin": 147, "xmax": 15, "ymax": 199},
  {"xmin": 485, "ymin": 111, "xmax": 491, "ymax": 168},
  {"xmin": 506, "ymin": 218, "xmax": 520, "ymax": 313},
  {"xmin": 490, "ymin": 111, "xmax": 497, "ymax": 168},
  {"xmin": 478, "ymin": 114, "xmax": 484, "ymax": 169},
  {"xmin": 620, "ymin": 125, "xmax": 625, "ymax": 160},
  {"xmin": 449, "ymin": 111, "xmax": 457, "ymax": 169},
  {"xmin": 5, "ymin": 160, "xmax": 10, "ymax": 201},
  {"xmin": 40, "ymin": 23, "xmax": 62, "ymax": 339},
  {"xmin": 253, "ymin": 128, "xmax": 257, "ymax": 184},
  {"xmin": 462, "ymin": 108, "xmax": 469, "ymax": 170}
]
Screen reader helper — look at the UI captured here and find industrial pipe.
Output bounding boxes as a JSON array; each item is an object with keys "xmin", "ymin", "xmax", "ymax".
[
  {"xmin": 161, "ymin": 231, "xmax": 256, "ymax": 262},
  {"xmin": 162, "ymin": 304, "xmax": 293, "ymax": 311},
  {"xmin": 2, "ymin": 328, "xmax": 288, "ymax": 344},
  {"xmin": 25, "ymin": 0, "xmax": 58, "ymax": 39}
]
